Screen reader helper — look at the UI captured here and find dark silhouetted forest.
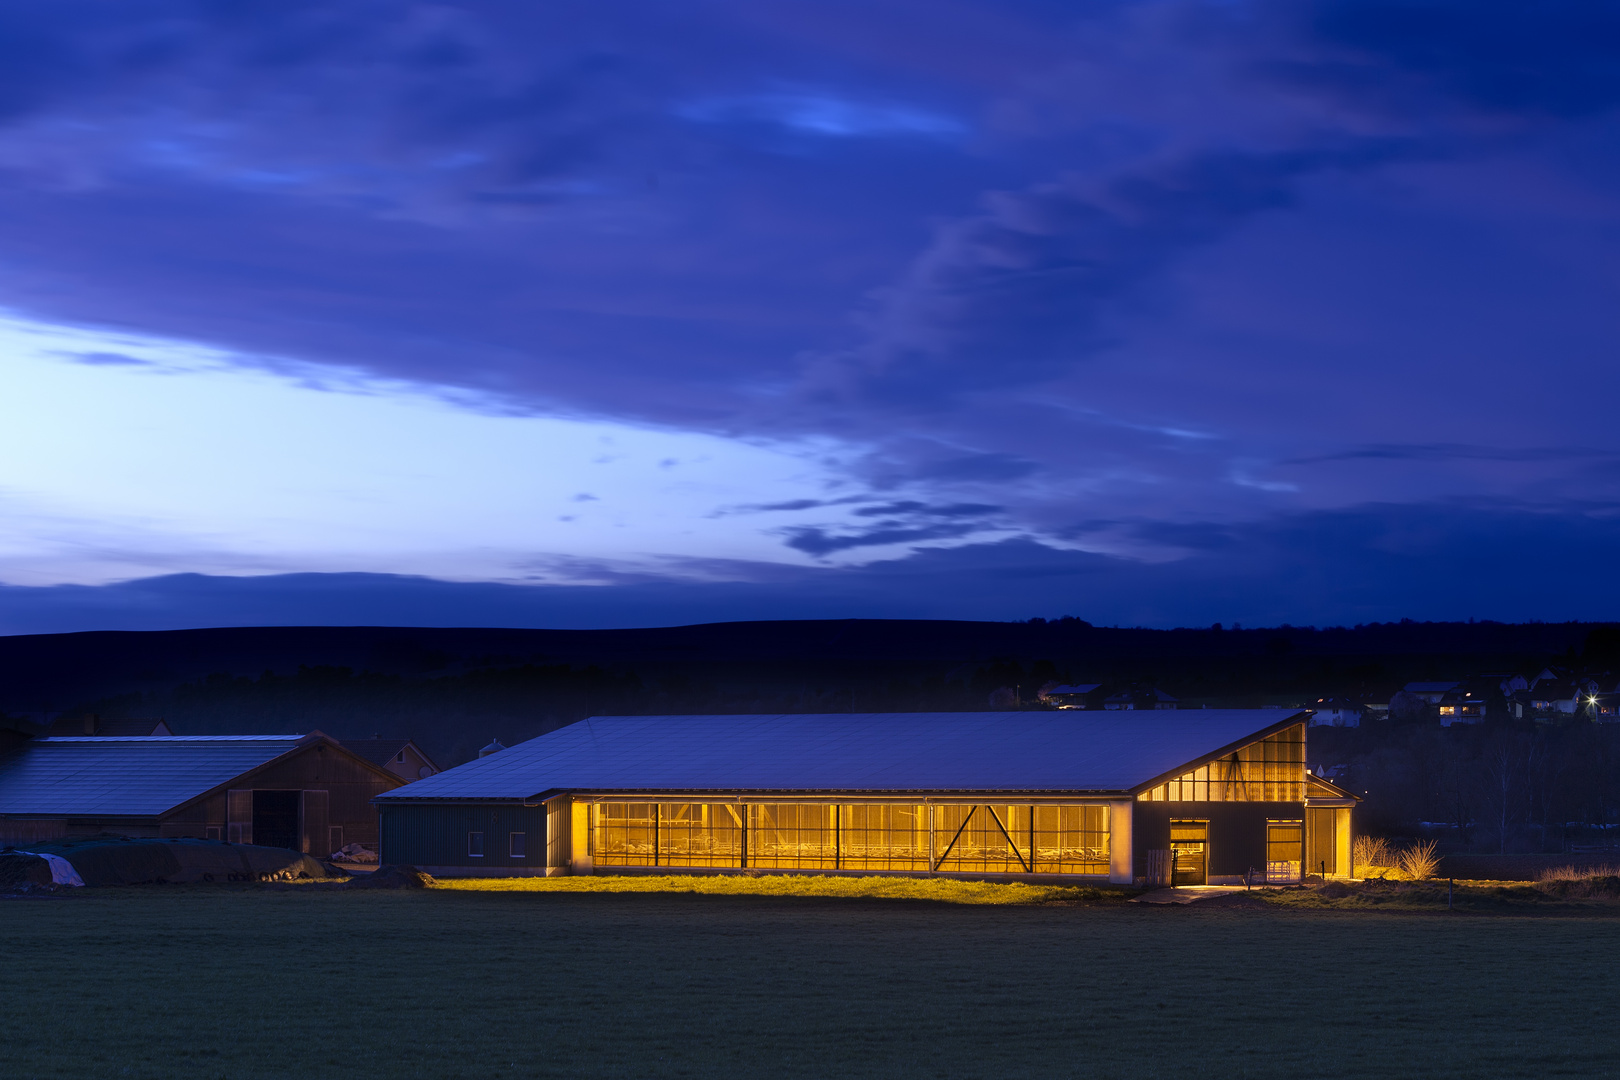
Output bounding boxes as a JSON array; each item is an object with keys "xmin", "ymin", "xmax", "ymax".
[{"xmin": 3, "ymin": 618, "xmax": 1619, "ymax": 848}]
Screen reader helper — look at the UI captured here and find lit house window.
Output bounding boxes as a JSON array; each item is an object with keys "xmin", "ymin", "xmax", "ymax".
[
  {"xmin": 468, "ymin": 831, "xmax": 484, "ymax": 857},
  {"xmin": 509, "ymin": 832, "xmax": 526, "ymax": 859},
  {"xmin": 1439, "ymin": 706, "xmax": 1456, "ymax": 716}
]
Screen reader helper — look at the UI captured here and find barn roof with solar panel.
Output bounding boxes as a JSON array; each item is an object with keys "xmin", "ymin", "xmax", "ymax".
[{"xmin": 374, "ymin": 710, "xmax": 1356, "ymax": 887}]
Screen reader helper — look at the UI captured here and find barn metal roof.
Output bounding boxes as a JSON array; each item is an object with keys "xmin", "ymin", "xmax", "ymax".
[
  {"xmin": 376, "ymin": 711, "xmax": 1308, "ymax": 802},
  {"xmin": 0, "ymin": 736, "xmax": 308, "ymax": 817}
]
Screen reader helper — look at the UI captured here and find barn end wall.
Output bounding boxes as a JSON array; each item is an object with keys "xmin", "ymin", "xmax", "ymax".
[
  {"xmin": 379, "ymin": 803, "xmax": 550, "ymax": 872},
  {"xmin": 157, "ymin": 742, "xmax": 400, "ymax": 850},
  {"xmin": 1133, "ymin": 801, "xmax": 1310, "ymax": 884}
]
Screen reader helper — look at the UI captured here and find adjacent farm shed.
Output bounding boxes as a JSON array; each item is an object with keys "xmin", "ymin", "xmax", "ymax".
[
  {"xmin": 375, "ymin": 711, "xmax": 1355, "ymax": 885},
  {"xmin": 0, "ymin": 733, "xmax": 405, "ymax": 852},
  {"xmin": 341, "ymin": 738, "xmax": 442, "ymax": 782}
]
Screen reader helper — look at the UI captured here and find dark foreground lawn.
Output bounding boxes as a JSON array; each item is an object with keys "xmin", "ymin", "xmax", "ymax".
[{"xmin": 4, "ymin": 887, "xmax": 1617, "ymax": 1079}]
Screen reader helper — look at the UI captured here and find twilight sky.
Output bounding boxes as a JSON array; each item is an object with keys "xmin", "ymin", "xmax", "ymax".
[{"xmin": 3, "ymin": 0, "xmax": 1620, "ymax": 632}]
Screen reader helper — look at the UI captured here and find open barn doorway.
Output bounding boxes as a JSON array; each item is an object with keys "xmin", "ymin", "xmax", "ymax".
[
  {"xmin": 1170, "ymin": 819, "xmax": 1208, "ymax": 885},
  {"xmin": 252, "ymin": 790, "xmax": 300, "ymax": 851}
]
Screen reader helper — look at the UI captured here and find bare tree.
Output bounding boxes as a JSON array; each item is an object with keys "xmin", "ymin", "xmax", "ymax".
[{"xmin": 1480, "ymin": 732, "xmax": 1532, "ymax": 855}]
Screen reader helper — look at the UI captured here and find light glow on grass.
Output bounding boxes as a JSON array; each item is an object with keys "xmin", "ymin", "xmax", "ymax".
[
  {"xmin": 1256, "ymin": 876, "xmax": 1620, "ymax": 910},
  {"xmin": 430, "ymin": 873, "xmax": 1131, "ymax": 905}
]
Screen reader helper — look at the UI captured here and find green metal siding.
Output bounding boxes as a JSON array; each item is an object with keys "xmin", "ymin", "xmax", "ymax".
[{"xmin": 379, "ymin": 803, "xmax": 548, "ymax": 869}]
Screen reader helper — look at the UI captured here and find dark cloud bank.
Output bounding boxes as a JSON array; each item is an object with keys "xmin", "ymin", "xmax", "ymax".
[
  {"xmin": 3, "ymin": 2, "xmax": 1620, "ymax": 626},
  {"xmin": 7, "ymin": 504, "xmax": 1620, "ymax": 635}
]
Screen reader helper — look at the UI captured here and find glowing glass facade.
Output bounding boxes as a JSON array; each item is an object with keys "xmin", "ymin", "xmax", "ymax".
[
  {"xmin": 1306, "ymin": 806, "xmax": 1338, "ymax": 877},
  {"xmin": 750, "ymin": 803, "xmax": 840, "ymax": 869},
  {"xmin": 592, "ymin": 801, "xmax": 1110, "ymax": 875},
  {"xmin": 1137, "ymin": 724, "xmax": 1305, "ymax": 803},
  {"xmin": 1266, "ymin": 819, "xmax": 1304, "ymax": 883},
  {"xmin": 933, "ymin": 804, "xmax": 1109, "ymax": 874},
  {"xmin": 593, "ymin": 802, "xmax": 744, "ymax": 867}
]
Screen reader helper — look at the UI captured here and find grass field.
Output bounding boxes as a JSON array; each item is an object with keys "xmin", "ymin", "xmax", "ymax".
[{"xmin": 5, "ymin": 885, "xmax": 1619, "ymax": 1079}]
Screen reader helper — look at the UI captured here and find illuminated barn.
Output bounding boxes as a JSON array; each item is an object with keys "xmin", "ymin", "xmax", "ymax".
[{"xmin": 374, "ymin": 711, "xmax": 1355, "ymax": 886}]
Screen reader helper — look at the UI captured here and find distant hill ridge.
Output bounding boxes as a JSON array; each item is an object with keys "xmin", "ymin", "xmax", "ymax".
[
  {"xmin": 0, "ymin": 617, "xmax": 1610, "ymax": 699},
  {"xmin": 2, "ymin": 619, "xmax": 1613, "ymax": 768}
]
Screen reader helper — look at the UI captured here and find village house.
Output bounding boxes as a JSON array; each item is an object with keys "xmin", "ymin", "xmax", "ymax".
[
  {"xmin": 1523, "ymin": 680, "xmax": 1580, "ymax": 718},
  {"xmin": 1037, "ymin": 683, "xmax": 1105, "ymax": 709},
  {"xmin": 1403, "ymin": 681, "xmax": 1460, "ymax": 704},
  {"xmin": 1308, "ymin": 698, "xmax": 1362, "ymax": 727},
  {"xmin": 1495, "ymin": 673, "xmax": 1530, "ymax": 696},
  {"xmin": 1587, "ymin": 689, "xmax": 1620, "ymax": 721},
  {"xmin": 1436, "ymin": 689, "xmax": 1486, "ymax": 725},
  {"xmin": 1103, "ymin": 686, "xmax": 1179, "ymax": 711}
]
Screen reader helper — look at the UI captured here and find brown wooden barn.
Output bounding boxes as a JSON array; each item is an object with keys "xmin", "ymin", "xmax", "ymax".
[{"xmin": 0, "ymin": 732, "xmax": 405, "ymax": 853}]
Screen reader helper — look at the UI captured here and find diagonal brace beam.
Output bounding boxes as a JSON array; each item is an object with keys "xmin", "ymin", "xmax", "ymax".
[
  {"xmin": 986, "ymin": 805, "xmax": 1031, "ymax": 872},
  {"xmin": 932, "ymin": 805, "xmax": 975, "ymax": 870}
]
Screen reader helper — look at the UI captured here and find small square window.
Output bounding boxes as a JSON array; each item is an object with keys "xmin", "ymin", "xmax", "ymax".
[
  {"xmin": 509, "ymin": 832, "xmax": 526, "ymax": 859},
  {"xmin": 468, "ymin": 831, "xmax": 484, "ymax": 857},
  {"xmin": 205, "ymin": 826, "xmax": 222, "ymax": 842},
  {"xmin": 396, "ymin": 751, "xmax": 406, "ymax": 763}
]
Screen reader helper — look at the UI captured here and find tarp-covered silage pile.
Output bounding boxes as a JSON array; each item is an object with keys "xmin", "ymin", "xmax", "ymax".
[{"xmin": 0, "ymin": 836, "xmax": 336, "ymax": 889}]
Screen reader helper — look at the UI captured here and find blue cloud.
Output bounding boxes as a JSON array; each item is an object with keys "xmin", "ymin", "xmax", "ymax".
[
  {"xmin": 1285, "ymin": 0, "xmax": 1620, "ymax": 119},
  {"xmin": 679, "ymin": 93, "xmax": 964, "ymax": 139},
  {"xmin": 850, "ymin": 501, "xmax": 1001, "ymax": 518},
  {"xmin": 0, "ymin": 1, "xmax": 1616, "ymax": 617},
  {"xmin": 53, "ymin": 350, "xmax": 153, "ymax": 367},
  {"xmin": 6, "ymin": 503, "xmax": 1620, "ymax": 633}
]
